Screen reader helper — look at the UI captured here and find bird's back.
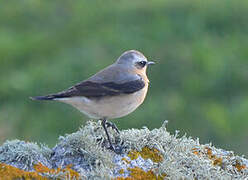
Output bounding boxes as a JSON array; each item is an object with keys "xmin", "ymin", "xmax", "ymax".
[{"xmin": 87, "ymin": 63, "xmax": 138, "ymax": 84}]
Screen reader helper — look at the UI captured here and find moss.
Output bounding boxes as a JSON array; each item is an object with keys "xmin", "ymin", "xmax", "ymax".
[{"xmin": 128, "ymin": 146, "xmax": 163, "ymax": 163}]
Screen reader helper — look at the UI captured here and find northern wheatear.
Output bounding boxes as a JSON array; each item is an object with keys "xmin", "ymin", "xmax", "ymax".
[{"xmin": 31, "ymin": 50, "xmax": 155, "ymax": 150}]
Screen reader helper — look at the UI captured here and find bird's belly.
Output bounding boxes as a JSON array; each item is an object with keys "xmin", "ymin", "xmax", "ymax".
[{"xmin": 58, "ymin": 86, "xmax": 148, "ymax": 119}]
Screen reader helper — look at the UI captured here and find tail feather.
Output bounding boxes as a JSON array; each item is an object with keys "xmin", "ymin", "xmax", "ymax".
[{"xmin": 30, "ymin": 95, "xmax": 56, "ymax": 101}]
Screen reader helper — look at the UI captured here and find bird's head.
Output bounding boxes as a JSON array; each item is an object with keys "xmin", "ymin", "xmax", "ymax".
[{"xmin": 116, "ymin": 50, "xmax": 155, "ymax": 73}]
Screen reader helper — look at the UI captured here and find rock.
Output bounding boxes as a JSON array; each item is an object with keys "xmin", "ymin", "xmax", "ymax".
[{"xmin": 0, "ymin": 120, "xmax": 247, "ymax": 179}]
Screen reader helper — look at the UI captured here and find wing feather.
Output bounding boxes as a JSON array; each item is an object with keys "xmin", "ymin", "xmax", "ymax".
[{"xmin": 31, "ymin": 77, "xmax": 145, "ymax": 100}]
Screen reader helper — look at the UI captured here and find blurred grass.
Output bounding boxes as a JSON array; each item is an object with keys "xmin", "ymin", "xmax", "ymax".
[{"xmin": 0, "ymin": 0, "xmax": 248, "ymax": 156}]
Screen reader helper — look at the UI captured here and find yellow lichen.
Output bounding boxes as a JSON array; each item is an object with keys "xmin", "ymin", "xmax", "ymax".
[
  {"xmin": 213, "ymin": 157, "xmax": 223, "ymax": 166},
  {"xmin": 205, "ymin": 148, "xmax": 247, "ymax": 171},
  {"xmin": 204, "ymin": 147, "xmax": 223, "ymax": 166},
  {"xmin": 34, "ymin": 163, "xmax": 80, "ymax": 179},
  {"xmin": 0, "ymin": 162, "xmax": 80, "ymax": 180},
  {"xmin": 140, "ymin": 147, "xmax": 163, "ymax": 163},
  {"xmin": 128, "ymin": 150, "xmax": 140, "ymax": 160},
  {"xmin": 119, "ymin": 169, "xmax": 125, "ymax": 174},
  {"xmin": 115, "ymin": 167, "xmax": 166, "ymax": 180},
  {"xmin": 192, "ymin": 147, "xmax": 201, "ymax": 155},
  {"xmin": 0, "ymin": 163, "xmax": 46, "ymax": 180},
  {"xmin": 128, "ymin": 146, "xmax": 163, "ymax": 163},
  {"xmin": 121, "ymin": 157, "xmax": 131, "ymax": 164},
  {"xmin": 234, "ymin": 160, "xmax": 247, "ymax": 172},
  {"xmin": 116, "ymin": 147, "xmax": 165, "ymax": 180},
  {"xmin": 192, "ymin": 147, "xmax": 224, "ymax": 167}
]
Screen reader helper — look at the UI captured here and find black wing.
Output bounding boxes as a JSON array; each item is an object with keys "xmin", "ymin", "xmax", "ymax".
[{"xmin": 31, "ymin": 78, "xmax": 145, "ymax": 100}]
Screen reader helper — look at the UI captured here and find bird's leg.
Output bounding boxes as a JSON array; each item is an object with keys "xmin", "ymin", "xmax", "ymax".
[
  {"xmin": 106, "ymin": 121, "xmax": 120, "ymax": 134},
  {"xmin": 101, "ymin": 118, "xmax": 114, "ymax": 150}
]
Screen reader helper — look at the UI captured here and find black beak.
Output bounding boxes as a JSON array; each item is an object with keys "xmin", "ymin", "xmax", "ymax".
[{"xmin": 147, "ymin": 61, "xmax": 155, "ymax": 65}]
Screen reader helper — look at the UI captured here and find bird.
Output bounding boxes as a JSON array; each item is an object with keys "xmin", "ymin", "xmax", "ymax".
[{"xmin": 31, "ymin": 50, "xmax": 155, "ymax": 151}]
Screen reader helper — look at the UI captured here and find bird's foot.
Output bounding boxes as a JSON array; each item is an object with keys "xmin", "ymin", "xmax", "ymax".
[
  {"xmin": 106, "ymin": 121, "xmax": 120, "ymax": 134},
  {"xmin": 107, "ymin": 144, "xmax": 123, "ymax": 154}
]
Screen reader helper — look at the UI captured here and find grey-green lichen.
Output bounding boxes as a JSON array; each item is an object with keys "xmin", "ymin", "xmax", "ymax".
[
  {"xmin": 0, "ymin": 120, "xmax": 247, "ymax": 179},
  {"xmin": 0, "ymin": 140, "xmax": 52, "ymax": 171}
]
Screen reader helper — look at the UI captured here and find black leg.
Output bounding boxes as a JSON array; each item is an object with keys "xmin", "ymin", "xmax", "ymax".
[
  {"xmin": 101, "ymin": 118, "xmax": 114, "ymax": 150},
  {"xmin": 106, "ymin": 121, "xmax": 120, "ymax": 134}
]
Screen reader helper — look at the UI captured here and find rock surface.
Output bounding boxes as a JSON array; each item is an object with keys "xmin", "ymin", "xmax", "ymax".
[{"xmin": 0, "ymin": 120, "xmax": 247, "ymax": 179}]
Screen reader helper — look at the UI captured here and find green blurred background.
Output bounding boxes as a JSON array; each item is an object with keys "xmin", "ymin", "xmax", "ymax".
[{"xmin": 1, "ymin": 0, "xmax": 248, "ymax": 156}]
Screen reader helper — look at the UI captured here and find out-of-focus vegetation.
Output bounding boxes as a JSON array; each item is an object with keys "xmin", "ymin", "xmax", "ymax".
[{"xmin": 0, "ymin": 0, "xmax": 248, "ymax": 156}]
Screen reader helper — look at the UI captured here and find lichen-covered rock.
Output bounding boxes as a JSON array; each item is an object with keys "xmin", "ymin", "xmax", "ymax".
[
  {"xmin": 0, "ymin": 120, "xmax": 247, "ymax": 179},
  {"xmin": 0, "ymin": 140, "xmax": 52, "ymax": 171}
]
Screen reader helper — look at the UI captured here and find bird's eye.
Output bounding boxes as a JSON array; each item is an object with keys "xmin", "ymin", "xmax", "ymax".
[{"xmin": 138, "ymin": 61, "xmax": 147, "ymax": 68}]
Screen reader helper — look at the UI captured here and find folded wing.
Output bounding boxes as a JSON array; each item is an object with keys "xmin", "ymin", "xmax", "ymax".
[{"xmin": 31, "ymin": 77, "xmax": 145, "ymax": 100}]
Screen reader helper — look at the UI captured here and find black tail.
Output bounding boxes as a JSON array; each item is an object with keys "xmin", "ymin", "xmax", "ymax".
[{"xmin": 30, "ymin": 95, "xmax": 56, "ymax": 101}]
